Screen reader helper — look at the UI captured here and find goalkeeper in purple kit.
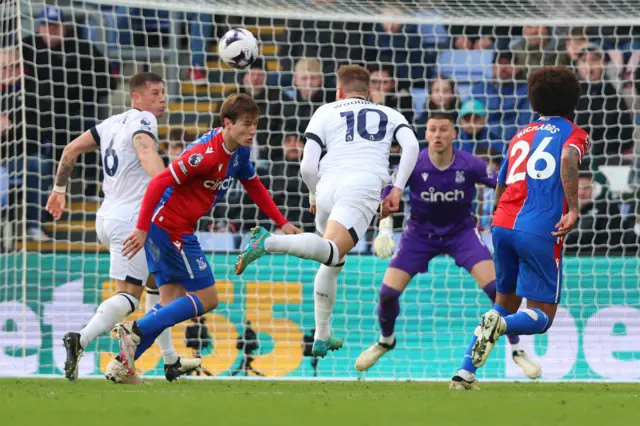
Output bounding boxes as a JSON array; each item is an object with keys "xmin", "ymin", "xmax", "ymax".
[{"xmin": 355, "ymin": 113, "xmax": 541, "ymax": 382}]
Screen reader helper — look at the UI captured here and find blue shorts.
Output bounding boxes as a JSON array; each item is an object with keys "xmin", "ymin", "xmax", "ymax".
[
  {"xmin": 144, "ymin": 223, "xmax": 215, "ymax": 292},
  {"xmin": 492, "ymin": 226, "xmax": 563, "ymax": 304}
]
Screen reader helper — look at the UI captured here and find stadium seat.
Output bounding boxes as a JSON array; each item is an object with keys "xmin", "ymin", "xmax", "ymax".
[
  {"xmin": 437, "ymin": 49, "xmax": 494, "ymax": 83},
  {"xmin": 410, "ymin": 87, "xmax": 428, "ymax": 116},
  {"xmin": 418, "ymin": 13, "xmax": 449, "ymax": 47}
]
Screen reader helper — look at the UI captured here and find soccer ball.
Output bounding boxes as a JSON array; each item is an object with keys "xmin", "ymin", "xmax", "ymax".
[{"xmin": 218, "ymin": 28, "xmax": 259, "ymax": 69}]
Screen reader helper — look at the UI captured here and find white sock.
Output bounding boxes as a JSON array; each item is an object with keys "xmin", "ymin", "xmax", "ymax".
[
  {"xmin": 379, "ymin": 334, "xmax": 395, "ymax": 345},
  {"xmin": 265, "ymin": 233, "xmax": 340, "ymax": 266},
  {"xmin": 510, "ymin": 342, "xmax": 524, "ymax": 352},
  {"xmin": 145, "ymin": 288, "xmax": 160, "ymax": 312},
  {"xmin": 80, "ymin": 293, "xmax": 139, "ymax": 349},
  {"xmin": 313, "ymin": 259, "xmax": 344, "ymax": 341},
  {"xmin": 457, "ymin": 369, "xmax": 475, "ymax": 381},
  {"xmin": 145, "ymin": 288, "xmax": 179, "ymax": 365}
]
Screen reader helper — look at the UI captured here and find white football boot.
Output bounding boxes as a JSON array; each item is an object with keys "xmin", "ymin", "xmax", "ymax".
[
  {"xmin": 355, "ymin": 339, "xmax": 396, "ymax": 372},
  {"xmin": 512, "ymin": 349, "xmax": 542, "ymax": 379}
]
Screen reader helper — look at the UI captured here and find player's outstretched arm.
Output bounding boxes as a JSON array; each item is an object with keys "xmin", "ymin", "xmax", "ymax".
[
  {"xmin": 553, "ymin": 146, "xmax": 581, "ymax": 237},
  {"xmin": 46, "ymin": 130, "xmax": 98, "ymax": 220},
  {"xmin": 133, "ymin": 132, "xmax": 165, "ymax": 177},
  {"xmin": 241, "ymin": 177, "xmax": 302, "ymax": 234}
]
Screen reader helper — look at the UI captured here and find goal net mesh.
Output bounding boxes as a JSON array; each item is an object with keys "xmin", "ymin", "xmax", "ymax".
[{"xmin": 1, "ymin": 0, "xmax": 639, "ymax": 380}]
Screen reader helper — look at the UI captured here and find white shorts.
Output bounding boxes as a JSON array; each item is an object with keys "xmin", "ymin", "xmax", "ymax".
[
  {"xmin": 96, "ymin": 217, "xmax": 149, "ymax": 286},
  {"xmin": 315, "ymin": 174, "xmax": 381, "ymax": 244}
]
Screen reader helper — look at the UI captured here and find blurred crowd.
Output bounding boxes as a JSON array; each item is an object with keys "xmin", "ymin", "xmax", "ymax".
[{"xmin": 1, "ymin": 3, "xmax": 640, "ymax": 255}]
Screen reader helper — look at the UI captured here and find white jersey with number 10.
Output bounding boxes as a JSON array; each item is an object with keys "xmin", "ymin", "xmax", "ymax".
[{"xmin": 304, "ymin": 98, "xmax": 411, "ymax": 186}]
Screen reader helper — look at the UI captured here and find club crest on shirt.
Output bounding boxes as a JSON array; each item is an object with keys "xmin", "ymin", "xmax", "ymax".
[
  {"xmin": 455, "ymin": 170, "xmax": 465, "ymax": 183},
  {"xmin": 421, "ymin": 172, "xmax": 428, "ymax": 182},
  {"xmin": 189, "ymin": 153, "xmax": 203, "ymax": 167},
  {"xmin": 197, "ymin": 257, "xmax": 208, "ymax": 271},
  {"xmin": 486, "ymin": 165, "xmax": 494, "ymax": 178},
  {"xmin": 233, "ymin": 156, "xmax": 239, "ymax": 167}
]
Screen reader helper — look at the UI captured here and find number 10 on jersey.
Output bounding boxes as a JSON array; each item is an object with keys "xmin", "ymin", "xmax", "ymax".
[{"xmin": 340, "ymin": 109, "xmax": 388, "ymax": 142}]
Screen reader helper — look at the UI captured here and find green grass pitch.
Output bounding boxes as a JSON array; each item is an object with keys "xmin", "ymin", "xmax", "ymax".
[{"xmin": 1, "ymin": 379, "xmax": 638, "ymax": 426}]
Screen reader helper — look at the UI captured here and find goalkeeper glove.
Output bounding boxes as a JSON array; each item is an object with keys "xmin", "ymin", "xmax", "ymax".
[{"xmin": 373, "ymin": 216, "xmax": 395, "ymax": 259}]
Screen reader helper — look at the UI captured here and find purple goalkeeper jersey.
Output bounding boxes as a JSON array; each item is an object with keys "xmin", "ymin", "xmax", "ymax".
[{"xmin": 398, "ymin": 148, "xmax": 497, "ymax": 237}]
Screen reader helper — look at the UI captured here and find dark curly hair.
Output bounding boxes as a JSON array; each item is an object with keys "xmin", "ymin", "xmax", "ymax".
[{"xmin": 528, "ymin": 66, "xmax": 581, "ymax": 119}]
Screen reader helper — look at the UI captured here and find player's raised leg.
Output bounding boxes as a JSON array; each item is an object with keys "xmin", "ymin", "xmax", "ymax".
[
  {"xmin": 472, "ymin": 228, "xmax": 560, "ymax": 367},
  {"xmin": 447, "ymin": 228, "xmax": 541, "ymax": 383},
  {"xmin": 470, "ymin": 264, "xmax": 539, "ymax": 375},
  {"xmin": 451, "ymin": 225, "xmax": 519, "ymax": 389},
  {"xmin": 236, "ymin": 225, "xmax": 344, "ymax": 273}
]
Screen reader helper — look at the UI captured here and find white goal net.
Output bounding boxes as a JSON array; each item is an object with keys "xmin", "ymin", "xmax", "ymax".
[{"xmin": 1, "ymin": 0, "xmax": 640, "ymax": 380}]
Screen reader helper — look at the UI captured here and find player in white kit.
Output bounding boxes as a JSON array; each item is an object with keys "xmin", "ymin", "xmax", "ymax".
[
  {"xmin": 46, "ymin": 73, "xmax": 199, "ymax": 383},
  {"xmin": 235, "ymin": 65, "xmax": 420, "ymax": 356}
]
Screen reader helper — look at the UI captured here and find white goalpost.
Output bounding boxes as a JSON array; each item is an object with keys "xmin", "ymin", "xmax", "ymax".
[{"xmin": 1, "ymin": 0, "xmax": 640, "ymax": 381}]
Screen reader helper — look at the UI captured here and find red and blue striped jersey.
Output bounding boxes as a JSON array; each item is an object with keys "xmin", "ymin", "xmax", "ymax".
[{"xmin": 493, "ymin": 116, "xmax": 589, "ymax": 241}]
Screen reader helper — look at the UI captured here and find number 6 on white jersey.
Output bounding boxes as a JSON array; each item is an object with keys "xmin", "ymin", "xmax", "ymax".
[{"xmin": 506, "ymin": 136, "xmax": 556, "ymax": 184}]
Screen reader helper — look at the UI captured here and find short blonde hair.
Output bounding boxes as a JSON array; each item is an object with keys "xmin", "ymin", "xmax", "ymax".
[
  {"xmin": 295, "ymin": 57, "xmax": 322, "ymax": 75},
  {"xmin": 337, "ymin": 65, "xmax": 370, "ymax": 95}
]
